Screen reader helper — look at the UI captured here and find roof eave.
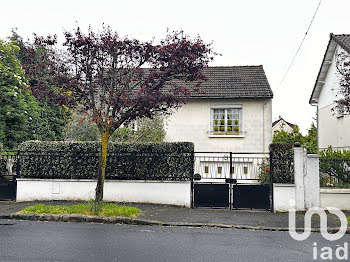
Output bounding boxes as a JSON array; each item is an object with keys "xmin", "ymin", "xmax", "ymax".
[
  {"xmin": 309, "ymin": 34, "xmax": 338, "ymax": 105},
  {"xmin": 188, "ymin": 96, "xmax": 273, "ymax": 99}
]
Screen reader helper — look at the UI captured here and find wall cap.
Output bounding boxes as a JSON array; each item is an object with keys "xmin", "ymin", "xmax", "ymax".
[
  {"xmin": 320, "ymin": 188, "xmax": 350, "ymax": 194},
  {"xmin": 16, "ymin": 178, "xmax": 190, "ymax": 184},
  {"xmin": 307, "ymin": 154, "xmax": 321, "ymax": 158},
  {"xmin": 273, "ymin": 183, "xmax": 295, "ymax": 187}
]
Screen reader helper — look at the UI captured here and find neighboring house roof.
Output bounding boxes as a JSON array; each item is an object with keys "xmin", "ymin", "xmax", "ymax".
[
  {"xmin": 309, "ymin": 33, "xmax": 350, "ymax": 104},
  {"xmin": 181, "ymin": 66, "xmax": 273, "ymax": 99},
  {"xmin": 272, "ymin": 117, "xmax": 295, "ymax": 129}
]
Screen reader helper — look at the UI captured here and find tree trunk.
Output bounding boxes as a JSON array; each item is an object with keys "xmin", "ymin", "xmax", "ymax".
[{"xmin": 95, "ymin": 130, "xmax": 110, "ymax": 204}]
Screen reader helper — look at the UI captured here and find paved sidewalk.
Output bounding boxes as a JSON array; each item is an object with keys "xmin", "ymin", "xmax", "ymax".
[{"xmin": 0, "ymin": 201, "xmax": 348, "ymax": 230}]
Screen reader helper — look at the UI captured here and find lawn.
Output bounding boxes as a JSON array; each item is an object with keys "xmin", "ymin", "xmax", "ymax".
[{"xmin": 18, "ymin": 202, "xmax": 141, "ymax": 218}]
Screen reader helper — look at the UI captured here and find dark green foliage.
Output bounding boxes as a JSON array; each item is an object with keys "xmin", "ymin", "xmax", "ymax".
[
  {"xmin": 273, "ymin": 123, "xmax": 317, "ymax": 154},
  {"xmin": 319, "ymin": 147, "xmax": 350, "ymax": 188},
  {"xmin": 269, "ymin": 143, "xmax": 294, "ymax": 183},
  {"xmin": 9, "ymin": 31, "xmax": 68, "ymax": 144},
  {"xmin": 0, "ymin": 39, "xmax": 40, "ymax": 150},
  {"xmin": 193, "ymin": 173, "xmax": 201, "ymax": 180},
  {"xmin": 18, "ymin": 141, "xmax": 194, "ymax": 181}
]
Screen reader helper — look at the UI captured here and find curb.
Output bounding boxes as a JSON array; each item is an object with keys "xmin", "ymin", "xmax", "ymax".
[{"xmin": 2, "ymin": 213, "xmax": 349, "ymax": 233}]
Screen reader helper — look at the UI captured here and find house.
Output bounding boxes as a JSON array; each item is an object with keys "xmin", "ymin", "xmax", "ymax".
[
  {"xmin": 309, "ymin": 34, "xmax": 350, "ymax": 151},
  {"xmin": 272, "ymin": 116, "xmax": 295, "ymax": 134},
  {"xmin": 164, "ymin": 66, "xmax": 273, "ymax": 153}
]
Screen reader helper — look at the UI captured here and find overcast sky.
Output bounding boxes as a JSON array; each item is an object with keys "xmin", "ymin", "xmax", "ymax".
[{"xmin": 1, "ymin": 0, "xmax": 349, "ymax": 134}]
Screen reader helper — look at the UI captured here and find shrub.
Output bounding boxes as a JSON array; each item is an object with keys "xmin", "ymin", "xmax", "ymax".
[
  {"xmin": 234, "ymin": 126, "xmax": 239, "ymax": 132},
  {"xmin": 227, "ymin": 126, "xmax": 232, "ymax": 132},
  {"xmin": 319, "ymin": 147, "xmax": 350, "ymax": 188},
  {"xmin": 18, "ymin": 141, "xmax": 194, "ymax": 181},
  {"xmin": 269, "ymin": 143, "xmax": 294, "ymax": 183},
  {"xmin": 258, "ymin": 160, "xmax": 270, "ymax": 184}
]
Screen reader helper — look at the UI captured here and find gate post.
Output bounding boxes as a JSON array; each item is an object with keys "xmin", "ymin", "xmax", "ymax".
[
  {"xmin": 16, "ymin": 150, "xmax": 20, "ymax": 177},
  {"xmin": 269, "ymin": 151, "xmax": 274, "ymax": 212},
  {"xmin": 304, "ymin": 154, "xmax": 320, "ymax": 209},
  {"xmin": 190, "ymin": 151, "xmax": 194, "ymax": 208},
  {"xmin": 229, "ymin": 152, "xmax": 232, "ymax": 179},
  {"xmin": 293, "ymin": 145, "xmax": 306, "ymax": 211}
]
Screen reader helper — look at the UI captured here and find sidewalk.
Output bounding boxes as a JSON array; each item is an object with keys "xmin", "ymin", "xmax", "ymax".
[{"xmin": 0, "ymin": 201, "xmax": 348, "ymax": 231}]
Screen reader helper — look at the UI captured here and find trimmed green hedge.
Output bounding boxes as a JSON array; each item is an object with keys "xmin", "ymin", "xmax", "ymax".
[
  {"xmin": 18, "ymin": 141, "xmax": 194, "ymax": 181},
  {"xmin": 269, "ymin": 143, "xmax": 294, "ymax": 183}
]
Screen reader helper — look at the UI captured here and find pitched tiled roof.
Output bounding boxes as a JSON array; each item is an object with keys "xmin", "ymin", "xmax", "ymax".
[
  {"xmin": 186, "ymin": 66, "xmax": 273, "ymax": 99},
  {"xmin": 272, "ymin": 117, "xmax": 295, "ymax": 128},
  {"xmin": 332, "ymin": 34, "xmax": 350, "ymax": 54}
]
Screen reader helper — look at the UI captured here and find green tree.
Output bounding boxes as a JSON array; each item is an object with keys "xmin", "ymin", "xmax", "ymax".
[
  {"xmin": 10, "ymin": 30, "xmax": 67, "ymax": 141},
  {"xmin": 273, "ymin": 123, "xmax": 317, "ymax": 154},
  {"xmin": 64, "ymin": 112, "xmax": 100, "ymax": 141},
  {"xmin": 65, "ymin": 113, "xmax": 165, "ymax": 143},
  {"xmin": 303, "ymin": 122, "xmax": 317, "ymax": 154},
  {"xmin": 0, "ymin": 39, "xmax": 41, "ymax": 149},
  {"xmin": 111, "ymin": 116, "xmax": 165, "ymax": 143}
]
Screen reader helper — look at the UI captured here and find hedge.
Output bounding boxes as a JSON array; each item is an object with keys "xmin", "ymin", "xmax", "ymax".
[
  {"xmin": 269, "ymin": 143, "xmax": 294, "ymax": 184},
  {"xmin": 18, "ymin": 141, "xmax": 194, "ymax": 181}
]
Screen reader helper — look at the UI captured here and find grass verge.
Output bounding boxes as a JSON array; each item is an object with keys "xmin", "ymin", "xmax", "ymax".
[{"xmin": 18, "ymin": 202, "xmax": 141, "ymax": 218}]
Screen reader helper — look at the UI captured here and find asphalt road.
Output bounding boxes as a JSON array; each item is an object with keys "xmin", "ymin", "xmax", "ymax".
[{"xmin": 0, "ymin": 219, "xmax": 349, "ymax": 262}]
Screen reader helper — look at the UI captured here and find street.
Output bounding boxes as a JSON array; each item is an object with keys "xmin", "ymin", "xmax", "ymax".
[{"xmin": 0, "ymin": 219, "xmax": 349, "ymax": 261}]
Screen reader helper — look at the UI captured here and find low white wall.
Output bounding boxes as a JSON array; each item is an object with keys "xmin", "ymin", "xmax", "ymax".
[
  {"xmin": 16, "ymin": 179, "xmax": 191, "ymax": 207},
  {"xmin": 320, "ymin": 188, "xmax": 350, "ymax": 210},
  {"xmin": 273, "ymin": 183, "xmax": 295, "ymax": 212}
]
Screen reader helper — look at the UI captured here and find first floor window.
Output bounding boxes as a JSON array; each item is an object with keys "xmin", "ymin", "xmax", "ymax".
[{"xmin": 212, "ymin": 106, "xmax": 242, "ymax": 134}]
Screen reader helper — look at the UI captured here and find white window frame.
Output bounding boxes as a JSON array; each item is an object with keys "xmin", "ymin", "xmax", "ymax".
[{"xmin": 209, "ymin": 105, "xmax": 244, "ymax": 138}]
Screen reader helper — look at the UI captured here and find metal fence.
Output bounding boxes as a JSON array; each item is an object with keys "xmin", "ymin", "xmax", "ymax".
[
  {"xmin": 320, "ymin": 158, "xmax": 350, "ymax": 188},
  {"xmin": 194, "ymin": 152, "xmax": 269, "ymax": 182}
]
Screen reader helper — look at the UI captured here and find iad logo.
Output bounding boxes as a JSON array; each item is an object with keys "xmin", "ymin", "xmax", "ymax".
[
  {"xmin": 288, "ymin": 199, "xmax": 348, "ymax": 241},
  {"xmin": 288, "ymin": 200, "xmax": 349, "ymax": 260}
]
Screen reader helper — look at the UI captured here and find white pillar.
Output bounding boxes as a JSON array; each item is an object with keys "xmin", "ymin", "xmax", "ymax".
[
  {"xmin": 304, "ymin": 154, "xmax": 320, "ymax": 208},
  {"xmin": 294, "ymin": 147, "xmax": 306, "ymax": 210}
]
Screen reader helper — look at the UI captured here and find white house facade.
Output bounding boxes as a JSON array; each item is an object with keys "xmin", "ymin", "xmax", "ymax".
[
  {"xmin": 164, "ymin": 66, "xmax": 273, "ymax": 153},
  {"xmin": 309, "ymin": 34, "xmax": 350, "ymax": 151},
  {"xmin": 272, "ymin": 117, "xmax": 295, "ymax": 135}
]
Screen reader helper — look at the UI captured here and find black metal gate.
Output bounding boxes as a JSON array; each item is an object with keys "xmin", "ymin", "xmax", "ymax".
[
  {"xmin": 0, "ymin": 175, "xmax": 16, "ymax": 201},
  {"xmin": 232, "ymin": 184, "xmax": 270, "ymax": 209},
  {"xmin": 192, "ymin": 152, "xmax": 272, "ymax": 211},
  {"xmin": 193, "ymin": 183, "xmax": 229, "ymax": 208}
]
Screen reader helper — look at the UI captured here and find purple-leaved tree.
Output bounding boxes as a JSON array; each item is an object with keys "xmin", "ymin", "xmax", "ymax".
[
  {"xmin": 335, "ymin": 51, "xmax": 350, "ymax": 115},
  {"xmin": 28, "ymin": 25, "xmax": 215, "ymax": 205}
]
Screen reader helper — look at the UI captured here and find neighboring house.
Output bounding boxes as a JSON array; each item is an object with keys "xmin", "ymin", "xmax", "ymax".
[
  {"xmin": 309, "ymin": 34, "xmax": 350, "ymax": 151},
  {"xmin": 272, "ymin": 116, "xmax": 295, "ymax": 134},
  {"xmin": 164, "ymin": 66, "xmax": 273, "ymax": 153}
]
